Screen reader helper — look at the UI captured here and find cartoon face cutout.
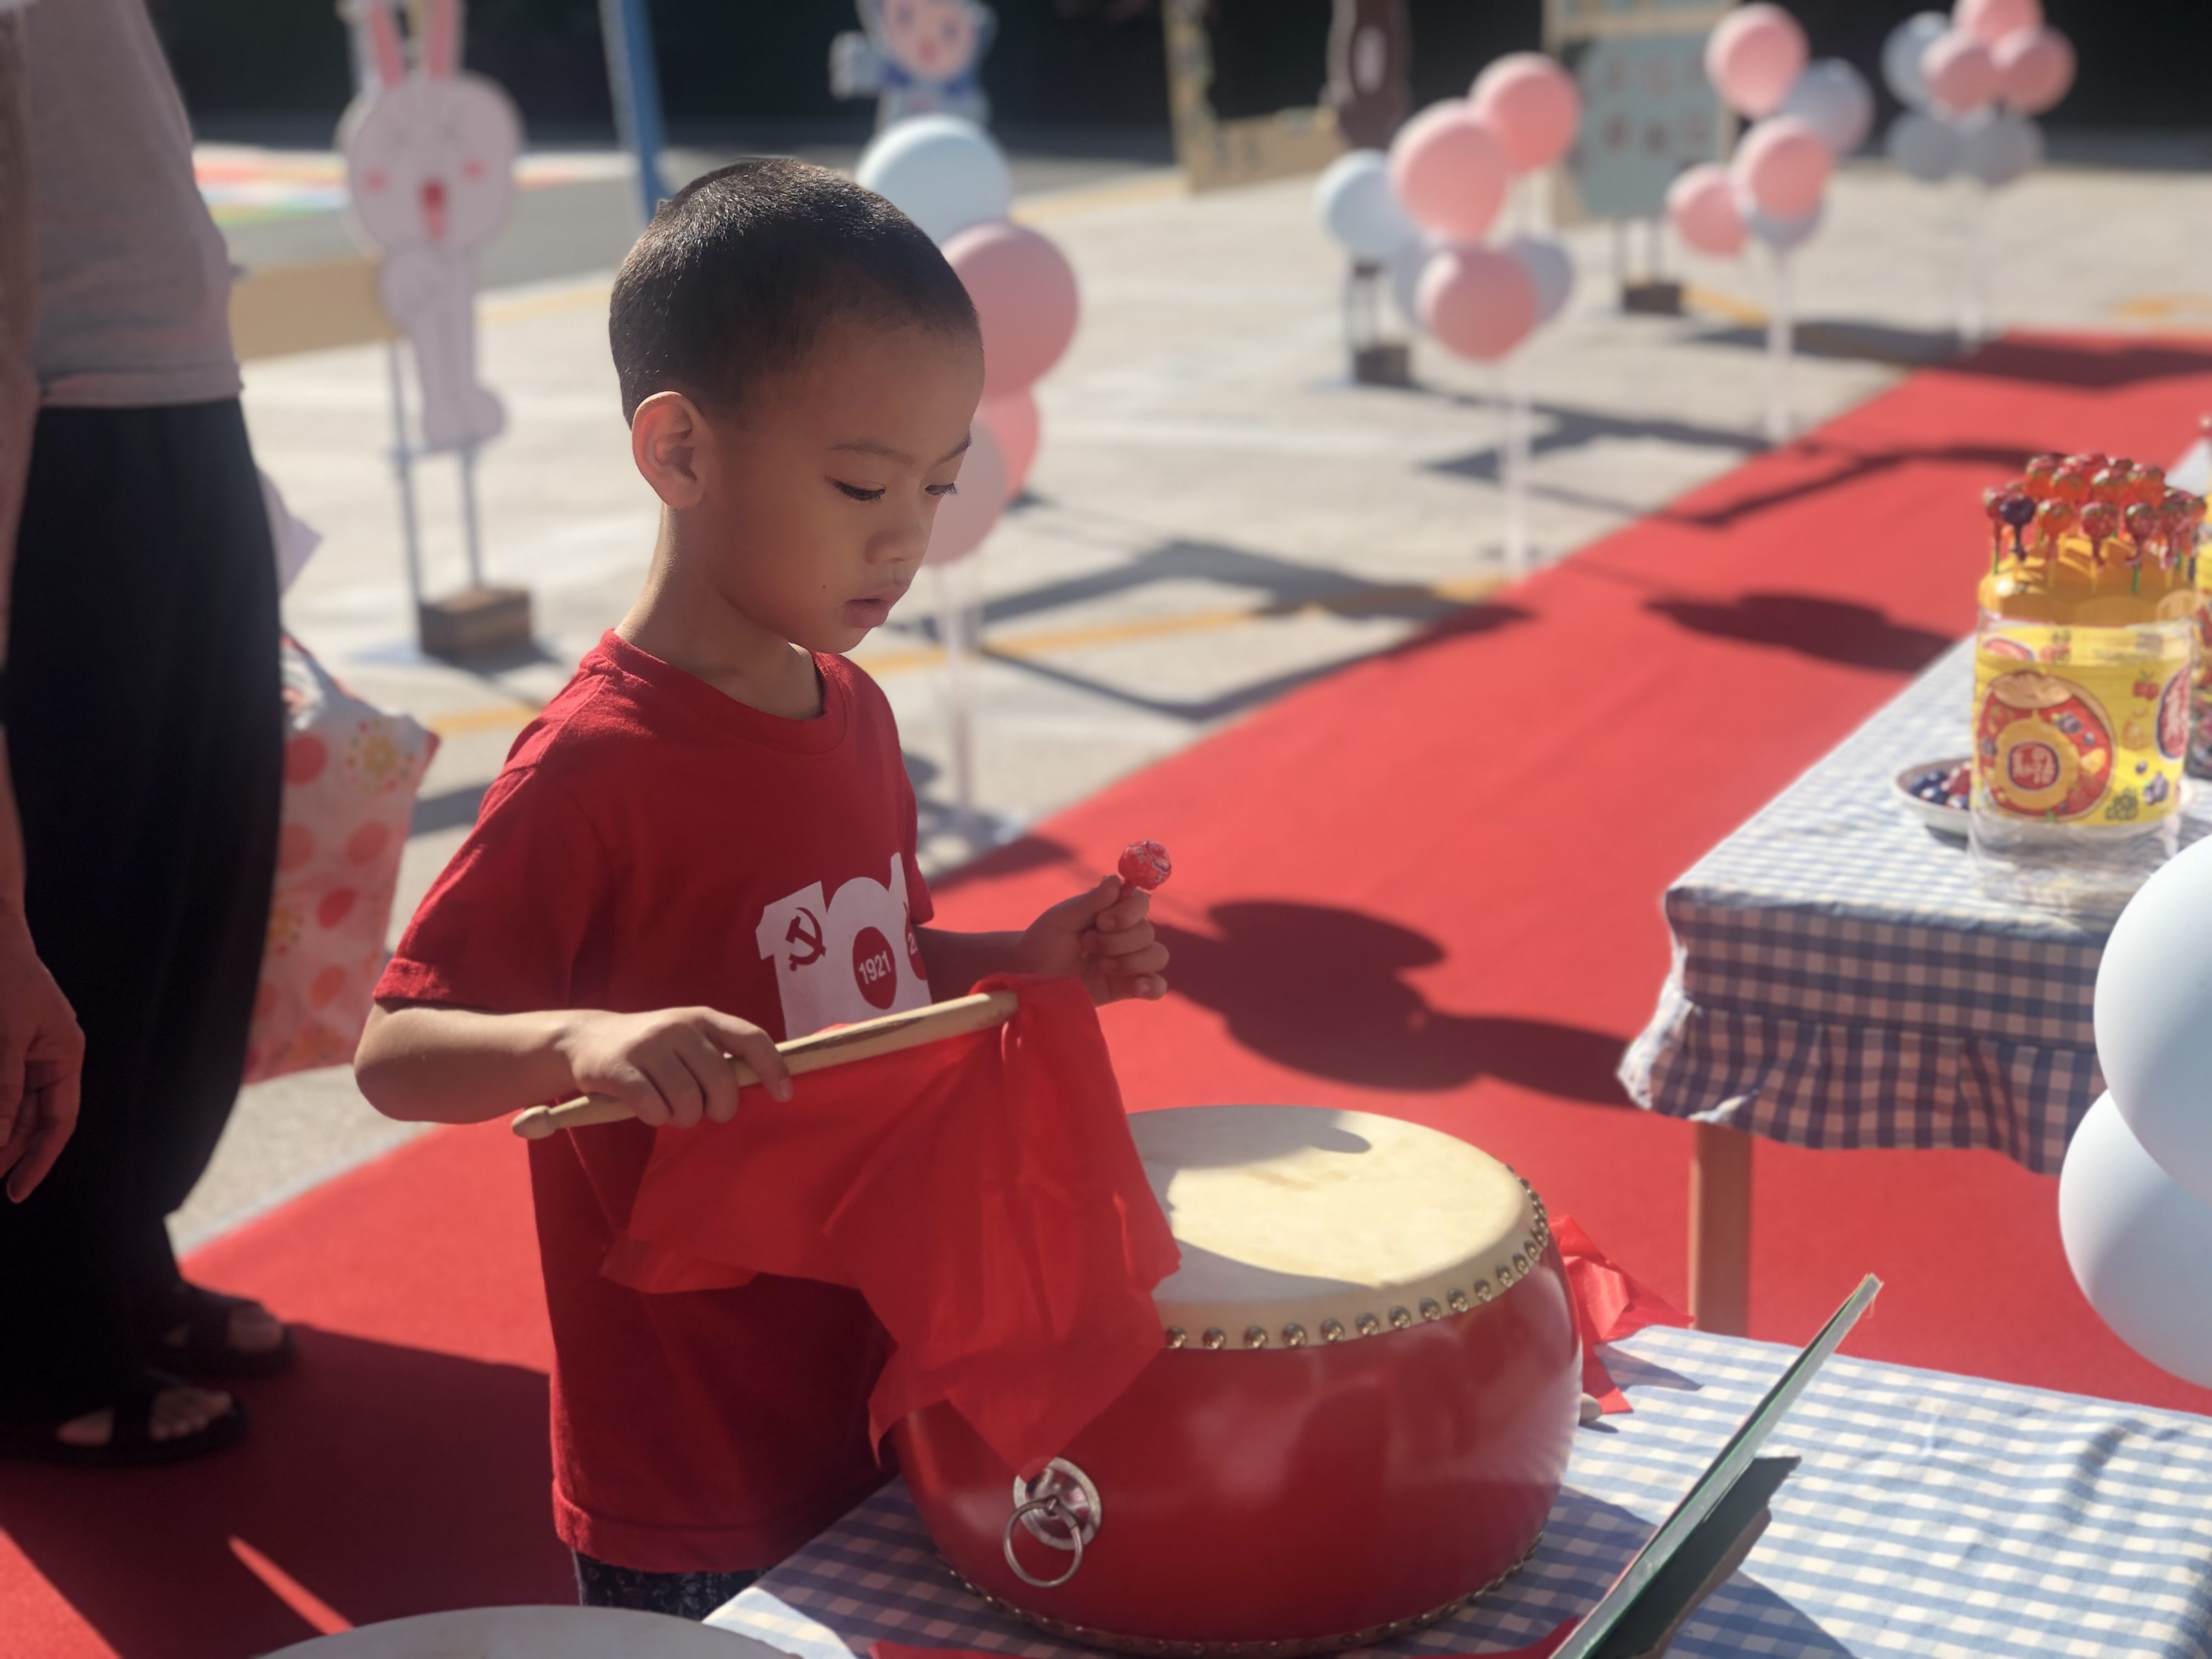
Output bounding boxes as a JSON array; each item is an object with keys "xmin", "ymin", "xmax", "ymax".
[
  {"xmin": 345, "ymin": 77, "xmax": 521, "ymax": 256},
  {"xmin": 879, "ymin": 0, "xmax": 983, "ymax": 79}
]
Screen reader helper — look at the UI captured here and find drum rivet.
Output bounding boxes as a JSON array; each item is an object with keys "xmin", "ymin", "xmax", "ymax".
[
  {"xmin": 1448, "ymin": 1288, "xmax": 1470, "ymax": 1313},
  {"xmin": 1494, "ymin": 1262, "xmax": 1514, "ymax": 1285},
  {"xmin": 1476, "ymin": 1279, "xmax": 1494, "ymax": 1302},
  {"xmin": 1203, "ymin": 1327, "xmax": 1227, "ymax": 1350},
  {"xmin": 1356, "ymin": 1312, "xmax": 1382, "ymax": 1337},
  {"xmin": 1513, "ymin": 1251, "xmax": 1528, "ymax": 1274},
  {"xmin": 1389, "ymin": 1306, "xmax": 1413, "ymax": 1329},
  {"xmin": 1320, "ymin": 1319, "xmax": 1346, "ymax": 1342},
  {"xmin": 1282, "ymin": 1323, "xmax": 1308, "ymax": 1347},
  {"xmin": 1419, "ymin": 1298, "xmax": 1442, "ymax": 1321},
  {"xmin": 1244, "ymin": 1325, "xmax": 1269, "ymax": 1349},
  {"xmin": 1164, "ymin": 1325, "xmax": 1188, "ymax": 1349}
]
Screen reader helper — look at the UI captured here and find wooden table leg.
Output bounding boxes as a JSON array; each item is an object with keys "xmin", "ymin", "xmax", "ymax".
[{"xmin": 1689, "ymin": 1122, "xmax": 1752, "ymax": 1336}]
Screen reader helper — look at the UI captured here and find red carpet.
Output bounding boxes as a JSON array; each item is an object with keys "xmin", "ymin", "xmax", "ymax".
[{"xmin": 9, "ymin": 334, "xmax": 2212, "ymax": 1657}]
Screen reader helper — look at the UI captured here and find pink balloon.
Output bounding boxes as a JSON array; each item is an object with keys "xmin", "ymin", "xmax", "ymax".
[
  {"xmin": 1920, "ymin": 30, "xmax": 1999, "ymax": 115},
  {"xmin": 1388, "ymin": 103, "xmax": 1511, "ymax": 240},
  {"xmin": 1730, "ymin": 116, "xmax": 1831, "ymax": 222},
  {"xmin": 926, "ymin": 421, "xmax": 1007, "ymax": 566},
  {"xmin": 1995, "ymin": 25, "xmax": 2074, "ymax": 116},
  {"xmin": 1469, "ymin": 53, "xmax": 1582, "ymax": 175},
  {"xmin": 1666, "ymin": 162, "xmax": 1746, "ymax": 258},
  {"xmin": 1957, "ymin": 0, "xmax": 2041, "ymax": 47},
  {"xmin": 943, "ymin": 222, "xmax": 1080, "ymax": 400},
  {"xmin": 1703, "ymin": 3, "xmax": 1808, "ymax": 120},
  {"xmin": 976, "ymin": 390, "xmax": 1039, "ymax": 499},
  {"xmin": 1415, "ymin": 243, "xmax": 1538, "ymax": 364}
]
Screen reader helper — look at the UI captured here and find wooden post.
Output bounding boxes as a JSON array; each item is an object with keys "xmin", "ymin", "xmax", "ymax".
[{"xmin": 1689, "ymin": 1122, "xmax": 1752, "ymax": 1335}]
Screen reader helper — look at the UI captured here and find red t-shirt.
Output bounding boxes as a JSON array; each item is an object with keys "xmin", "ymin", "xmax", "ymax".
[{"xmin": 376, "ymin": 630, "xmax": 936, "ymax": 1573}]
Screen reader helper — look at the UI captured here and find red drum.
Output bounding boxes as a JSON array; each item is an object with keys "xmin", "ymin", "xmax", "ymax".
[{"xmin": 891, "ymin": 1105, "xmax": 1581, "ymax": 1656}]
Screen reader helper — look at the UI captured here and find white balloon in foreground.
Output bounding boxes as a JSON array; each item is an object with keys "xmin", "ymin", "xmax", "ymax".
[
  {"xmin": 1503, "ymin": 234, "xmax": 1574, "ymax": 325},
  {"xmin": 2059, "ymin": 1094, "xmax": 2212, "ymax": 1389},
  {"xmin": 1314, "ymin": 150, "xmax": 1419, "ymax": 263},
  {"xmin": 924, "ymin": 421, "xmax": 1009, "ymax": 566},
  {"xmin": 1887, "ymin": 110, "xmax": 1964, "ymax": 183},
  {"xmin": 1742, "ymin": 196, "xmax": 1824, "ymax": 252},
  {"xmin": 1961, "ymin": 111, "xmax": 2042, "ymax": 187},
  {"xmin": 1780, "ymin": 58, "xmax": 1874, "ymax": 155},
  {"xmin": 2095, "ymin": 834, "xmax": 2212, "ymax": 1205},
  {"xmin": 856, "ymin": 115, "xmax": 1013, "ymax": 245},
  {"xmin": 1882, "ymin": 12, "xmax": 1952, "ymax": 109}
]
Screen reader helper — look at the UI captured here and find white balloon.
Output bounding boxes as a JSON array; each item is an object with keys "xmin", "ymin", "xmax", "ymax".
[
  {"xmin": 1741, "ymin": 196, "xmax": 1823, "ymax": 251},
  {"xmin": 1882, "ymin": 12, "xmax": 1952, "ymax": 108},
  {"xmin": 1503, "ymin": 233, "xmax": 1574, "ymax": 325},
  {"xmin": 924, "ymin": 421, "xmax": 1009, "ymax": 565},
  {"xmin": 1387, "ymin": 234, "xmax": 1436, "ymax": 334},
  {"xmin": 2059, "ymin": 1094, "xmax": 2212, "ymax": 1389},
  {"xmin": 2095, "ymin": 836, "xmax": 2212, "ymax": 1204},
  {"xmin": 855, "ymin": 115, "xmax": 1013, "ymax": 246},
  {"xmin": 1779, "ymin": 59, "xmax": 1874, "ymax": 156},
  {"xmin": 1886, "ymin": 110, "xmax": 1964, "ymax": 182},
  {"xmin": 1960, "ymin": 110, "xmax": 2042, "ymax": 187},
  {"xmin": 1313, "ymin": 150, "xmax": 1419, "ymax": 263}
]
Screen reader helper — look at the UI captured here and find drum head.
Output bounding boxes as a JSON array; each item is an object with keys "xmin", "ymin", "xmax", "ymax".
[
  {"xmin": 1133, "ymin": 1105, "xmax": 1544, "ymax": 1344},
  {"xmin": 263, "ymin": 1606, "xmax": 787, "ymax": 1657}
]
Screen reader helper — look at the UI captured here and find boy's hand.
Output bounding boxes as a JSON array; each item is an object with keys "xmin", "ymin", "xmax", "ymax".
[
  {"xmin": 1018, "ymin": 876, "xmax": 1170, "ymax": 1006},
  {"xmin": 556, "ymin": 1007, "xmax": 793, "ymax": 1128}
]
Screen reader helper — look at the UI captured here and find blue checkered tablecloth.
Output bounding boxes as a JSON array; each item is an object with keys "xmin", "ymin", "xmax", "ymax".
[
  {"xmin": 708, "ymin": 1325, "xmax": 2212, "ymax": 1658},
  {"xmin": 1620, "ymin": 640, "xmax": 2212, "ymax": 1175}
]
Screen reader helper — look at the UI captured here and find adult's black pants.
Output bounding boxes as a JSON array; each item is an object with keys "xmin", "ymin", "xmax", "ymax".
[{"xmin": 0, "ymin": 399, "xmax": 282, "ymax": 1418}]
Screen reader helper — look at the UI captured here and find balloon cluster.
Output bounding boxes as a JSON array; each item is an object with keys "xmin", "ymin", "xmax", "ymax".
[
  {"xmin": 1312, "ymin": 53, "xmax": 1582, "ymax": 365},
  {"xmin": 856, "ymin": 116, "xmax": 1079, "ymax": 564},
  {"xmin": 1883, "ymin": 0, "xmax": 2074, "ymax": 188},
  {"xmin": 2061, "ymin": 822, "xmax": 2212, "ymax": 1390},
  {"xmin": 1667, "ymin": 4, "xmax": 1866, "ymax": 260}
]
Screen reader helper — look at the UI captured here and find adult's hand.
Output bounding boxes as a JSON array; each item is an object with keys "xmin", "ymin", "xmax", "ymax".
[{"xmin": 0, "ymin": 916, "xmax": 83, "ymax": 1202}]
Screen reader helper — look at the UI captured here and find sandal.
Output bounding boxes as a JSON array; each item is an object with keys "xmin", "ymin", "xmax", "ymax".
[
  {"xmin": 0, "ymin": 1367, "xmax": 248, "ymax": 1467},
  {"xmin": 150, "ymin": 1282, "xmax": 297, "ymax": 1378}
]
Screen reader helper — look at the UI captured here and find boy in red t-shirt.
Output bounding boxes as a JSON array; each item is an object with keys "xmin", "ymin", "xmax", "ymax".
[{"xmin": 353, "ymin": 160, "xmax": 1168, "ymax": 1621}]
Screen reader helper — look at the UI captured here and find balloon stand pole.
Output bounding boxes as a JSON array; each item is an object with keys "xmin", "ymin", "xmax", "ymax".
[
  {"xmin": 1959, "ymin": 183, "xmax": 1991, "ymax": 348},
  {"xmin": 1500, "ymin": 362, "xmax": 1531, "ymax": 573},
  {"xmin": 932, "ymin": 560, "xmax": 979, "ymax": 817},
  {"xmin": 1764, "ymin": 250, "xmax": 1795, "ymax": 445}
]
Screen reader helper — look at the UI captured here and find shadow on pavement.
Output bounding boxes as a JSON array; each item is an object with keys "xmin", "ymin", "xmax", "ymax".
[{"xmin": 1644, "ymin": 592, "xmax": 1954, "ymax": 674}]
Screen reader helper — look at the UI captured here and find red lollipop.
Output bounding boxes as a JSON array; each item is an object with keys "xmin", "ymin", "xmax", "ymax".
[
  {"xmin": 2021, "ymin": 454, "xmax": 2063, "ymax": 499},
  {"xmin": 2080, "ymin": 500, "xmax": 2120, "ymax": 552},
  {"xmin": 1118, "ymin": 840, "xmax": 1172, "ymax": 895},
  {"xmin": 2051, "ymin": 467, "xmax": 2092, "ymax": 504}
]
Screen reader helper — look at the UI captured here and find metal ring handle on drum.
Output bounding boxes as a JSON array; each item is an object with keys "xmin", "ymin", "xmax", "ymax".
[{"xmin": 1003, "ymin": 1494, "xmax": 1087, "ymax": 1589}]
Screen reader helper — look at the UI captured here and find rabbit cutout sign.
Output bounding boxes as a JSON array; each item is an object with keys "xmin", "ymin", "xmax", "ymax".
[{"xmin": 340, "ymin": 0, "xmax": 521, "ymax": 454}]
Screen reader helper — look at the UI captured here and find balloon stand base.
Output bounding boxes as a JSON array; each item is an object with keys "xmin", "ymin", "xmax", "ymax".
[
  {"xmin": 1351, "ymin": 343, "xmax": 1413, "ymax": 388},
  {"xmin": 1621, "ymin": 280, "xmax": 1684, "ymax": 317},
  {"xmin": 418, "ymin": 585, "xmax": 534, "ymax": 663}
]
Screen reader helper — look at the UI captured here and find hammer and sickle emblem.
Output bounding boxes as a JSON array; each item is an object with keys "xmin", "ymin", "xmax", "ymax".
[{"xmin": 785, "ymin": 908, "xmax": 825, "ymax": 969}]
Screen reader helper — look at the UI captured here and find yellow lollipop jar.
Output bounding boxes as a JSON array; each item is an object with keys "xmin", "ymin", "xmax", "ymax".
[{"xmin": 1971, "ymin": 492, "xmax": 2199, "ymax": 913}]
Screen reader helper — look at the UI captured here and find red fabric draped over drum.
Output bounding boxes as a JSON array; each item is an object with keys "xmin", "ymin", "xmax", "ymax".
[
  {"xmin": 603, "ymin": 975, "xmax": 1182, "ymax": 1478},
  {"xmin": 1553, "ymin": 1213, "xmax": 1691, "ymax": 1413}
]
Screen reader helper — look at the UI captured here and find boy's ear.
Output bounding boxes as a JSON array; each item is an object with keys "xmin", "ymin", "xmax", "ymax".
[{"xmin": 630, "ymin": 391, "xmax": 712, "ymax": 509}]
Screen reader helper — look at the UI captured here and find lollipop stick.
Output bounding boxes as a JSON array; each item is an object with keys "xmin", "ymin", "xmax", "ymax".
[{"xmin": 1764, "ymin": 248, "xmax": 1795, "ymax": 445}]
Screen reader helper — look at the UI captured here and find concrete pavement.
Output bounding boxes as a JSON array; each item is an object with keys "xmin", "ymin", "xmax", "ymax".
[{"xmin": 170, "ymin": 146, "xmax": 2212, "ymax": 1252}]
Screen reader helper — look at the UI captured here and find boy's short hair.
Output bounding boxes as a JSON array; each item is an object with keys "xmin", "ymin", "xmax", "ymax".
[{"xmin": 609, "ymin": 158, "xmax": 981, "ymax": 424}]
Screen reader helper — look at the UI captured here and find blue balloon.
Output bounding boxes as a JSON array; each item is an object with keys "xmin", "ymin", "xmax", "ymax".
[
  {"xmin": 856, "ymin": 115, "xmax": 1012, "ymax": 245},
  {"xmin": 1313, "ymin": 150, "xmax": 1418, "ymax": 263}
]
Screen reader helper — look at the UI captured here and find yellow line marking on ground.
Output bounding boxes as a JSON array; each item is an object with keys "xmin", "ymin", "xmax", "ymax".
[
  {"xmin": 2113, "ymin": 294, "xmax": 2212, "ymax": 322},
  {"xmin": 1011, "ymin": 170, "xmax": 1187, "ymax": 224},
  {"xmin": 480, "ymin": 281, "xmax": 613, "ymax": 326},
  {"xmin": 1680, "ymin": 283, "xmax": 1768, "ymax": 326},
  {"xmin": 421, "ymin": 573, "xmax": 1506, "ymax": 733}
]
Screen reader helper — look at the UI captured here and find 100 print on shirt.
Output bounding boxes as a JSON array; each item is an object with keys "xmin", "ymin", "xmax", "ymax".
[{"xmin": 756, "ymin": 854, "xmax": 933, "ymax": 1034}]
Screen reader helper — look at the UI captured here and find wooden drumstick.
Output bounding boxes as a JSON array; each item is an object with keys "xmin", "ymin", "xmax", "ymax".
[{"xmin": 509, "ymin": 988, "xmax": 1020, "ymax": 1140}]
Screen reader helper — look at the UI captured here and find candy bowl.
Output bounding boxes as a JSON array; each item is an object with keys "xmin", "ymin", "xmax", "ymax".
[{"xmin": 1894, "ymin": 757, "xmax": 1972, "ymax": 839}]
